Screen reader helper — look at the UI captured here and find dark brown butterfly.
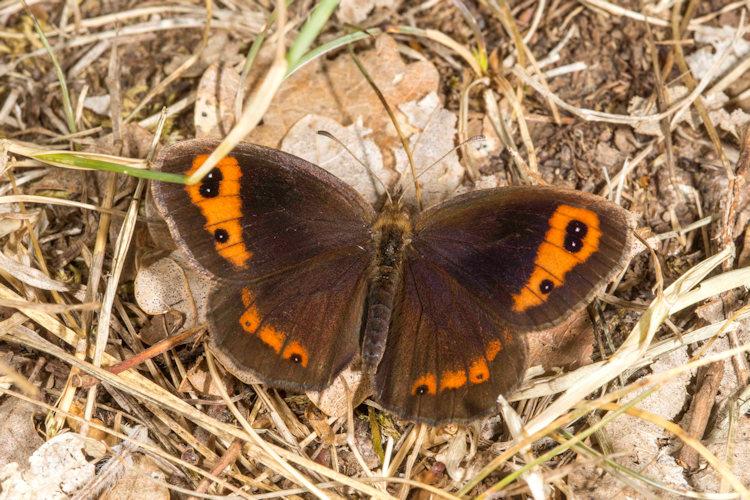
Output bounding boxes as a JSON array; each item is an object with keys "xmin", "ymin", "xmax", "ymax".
[{"xmin": 152, "ymin": 139, "xmax": 632, "ymax": 424}]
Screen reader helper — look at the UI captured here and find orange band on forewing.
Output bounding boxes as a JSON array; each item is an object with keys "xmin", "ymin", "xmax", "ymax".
[
  {"xmin": 411, "ymin": 374, "xmax": 437, "ymax": 395},
  {"xmin": 512, "ymin": 205, "xmax": 601, "ymax": 312},
  {"xmin": 185, "ymin": 155, "xmax": 251, "ymax": 269}
]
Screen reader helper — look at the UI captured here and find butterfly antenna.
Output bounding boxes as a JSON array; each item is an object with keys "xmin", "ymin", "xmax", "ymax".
[
  {"xmin": 399, "ymin": 136, "xmax": 486, "ymax": 202},
  {"xmin": 317, "ymin": 130, "xmax": 393, "ymax": 205},
  {"xmin": 346, "ymin": 42, "xmax": 422, "ymax": 210}
]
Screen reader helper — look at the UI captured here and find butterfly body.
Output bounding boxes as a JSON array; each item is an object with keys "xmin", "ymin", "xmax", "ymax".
[
  {"xmin": 363, "ymin": 201, "xmax": 411, "ymax": 375},
  {"xmin": 152, "ymin": 139, "xmax": 633, "ymax": 424}
]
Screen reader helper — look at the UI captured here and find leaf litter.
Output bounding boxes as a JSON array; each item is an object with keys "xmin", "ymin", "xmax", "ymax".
[{"xmin": 1, "ymin": 1, "xmax": 750, "ymax": 499}]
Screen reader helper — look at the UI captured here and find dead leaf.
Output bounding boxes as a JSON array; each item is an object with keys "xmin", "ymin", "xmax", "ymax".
[
  {"xmin": 178, "ymin": 355, "xmax": 237, "ymax": 396},
  {"xmin": 134, "ymin": 252, "xmax": 211, "ymax": 329},
  {"xmin": 239, "ymin": 35, "xmax": 462, "ymax": 206},
  {"xmin": 0, "ymin": 398, "xmax": 42, "ymax": 469},
  {"xmin": 337, "ymin": 0, "xmax": 397, "ymax": 23},
  {"xmin": 306, "ymin": 364, "xmax": 368, "ymax": 419},
  {"xmin": 305, "ymin": 405, "xmax": 335, "ymax": 445},
  {"xmin": 137, "ymin": 309, "xmax": 184, "ymax": 346},
  {"xmin": 0, "ymin": 432, "xmax": 105, "ymax": 499},
  {"xmin": 569, "ymin": 348, "xmax": 692, "ymax": 496},
  {"xmin": 281, "ymin": 114, "xmax": 391, "ymax": 204},
  {"xmin": 527, "ymin": 311, "xmax": 594, "ymax": 373},
  {"xmin": 195, "ymin": 62, "xmax": 239, "ymax": 139},
  {"xmin": 394, "ymin": 91, "xmax": 464, "ymax": 207},
  {"xmin": 99, "ymin": 455, "xmax": 169, "ymax": 500},
  {"xmin": 685, "ymin": 25, "xmax": 750, "ymax": 84}
]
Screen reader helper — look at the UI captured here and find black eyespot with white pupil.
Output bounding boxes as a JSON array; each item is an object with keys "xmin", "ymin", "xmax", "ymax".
[
  {"xmin": 564, "ymin": 219, "xmax": 587, "ymax": 253},
  {"xmin": 539, "ymin": 279, "xmax": 554, "ymax": 294},
  {"xmin": 415, "ymin": 384, "xmax": 429, "ymax": 395},
  {"xmin": 290, "ymin": 354, "xmax": 302, "ymax": 364},
  {"xmin": 199, "ymin": 167, "xmax": 223, "ymax": 198},
  {"xmin": 214, "ymin": 228, "xmax": 229, "ymax": 243},
  {"xmin": 566, "ymin": 219, "xmax": 587, "ymax": 237}
]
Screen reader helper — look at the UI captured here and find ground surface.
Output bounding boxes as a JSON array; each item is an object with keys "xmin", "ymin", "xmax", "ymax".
[{"xmin": 0, "ymin": 0, "xmax": 749, "ymax": 498}]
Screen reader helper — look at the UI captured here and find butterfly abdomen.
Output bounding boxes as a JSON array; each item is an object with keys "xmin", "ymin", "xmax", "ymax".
[{"xmin": 363, "ymin": 204, "xmax": 412, "ymax": 375}]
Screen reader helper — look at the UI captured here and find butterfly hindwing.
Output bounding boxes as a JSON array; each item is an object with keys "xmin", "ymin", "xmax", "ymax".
[
  {"xmin": 374, "ymin": 252, "xmax": 526, "ymax": 423},
  {"xmin": 208, "ymin": 247, "xmax": 371, "ymax": 389}
]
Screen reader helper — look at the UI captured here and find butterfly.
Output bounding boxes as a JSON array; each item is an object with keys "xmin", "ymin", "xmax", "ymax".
[{"xmin": 152, "ymin": 139, "xmax": 633, "ymax": 424}]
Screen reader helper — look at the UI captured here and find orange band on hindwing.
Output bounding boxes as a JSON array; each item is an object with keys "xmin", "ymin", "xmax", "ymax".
[
  {"xmin": 411, "ymin": 374, "xmax": 437, "ymax": 395},
  {"xmin": 411, "ymin": 337, "xmax": 508, "ymax": 396},
  {"xmin": 239, "ymin": 288, "xmax": 309, "ymax": 367},
  {"xmin": 512, "ymin": 205, "xmax": 601, "ymax": 312},
  {"xmin": 282, "ymin": 342, "xmax": 309, "ymax": 367},
  {"xmin": 440, "ymin": 370, "xmax": 467, "ymax": 391},
  {"xmin": 185, "ymin": 155, "xmax": 251, "ymax": 269}
]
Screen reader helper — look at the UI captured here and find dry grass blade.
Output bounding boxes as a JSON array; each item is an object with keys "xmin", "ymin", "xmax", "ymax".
[
  {"xmin": 518, "ymin": 307, "xmax": 750, "ymax": 400},
  {"xmin": 0, "ymin": 194, "xmax": 128, "ymax": 216},
  {"xmin": 0, "ymin": 297, "xmax": 99, "ymax": 313},
  {"xmin": 125, "ymin": 1, "xmax": 213, "ymax": 123},
  {"xmin": 459, "ymin": 247, "xmax": 747, "ymax": 495},
  {"xmin": 0, "ymin": 251, "xmax": 71, "ymax": 291},
  {"xmin": 3, "ymin": 322, "xmax": 392, "ymax": 497},
  {"xmin": 3, "ymin": 1, "xmax": 750, "ymax": 497},
  {"xmin": 0, "ymin": 387, "xmax": 252, "ymax": 497},
  {"xmin": 185, "ymin": 0, "xmax": 288, "ymax": 184},
  {"xmin": 526, "ymin": 247, "xmax": 734, "ymax": 435},
  {"xmin": 203, "ymin": 346, "xmax": 332, "ymax": 500},
  {"xmin": 463, "ymin": 341, "xmax": 750, "ymax": 497},
  {"xmin": 0, "ymin": 314, "xmax": 39, "ymax": 397}
]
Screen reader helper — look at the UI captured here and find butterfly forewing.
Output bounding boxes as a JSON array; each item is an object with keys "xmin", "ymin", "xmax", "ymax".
[
  {"xmin": 412, "ymin": 187, "xmax": 632, "ymax": 331},
  {"xmin": 152, "ymin": 140, "xmax": 376, "ymax": 389},
  {"xmin": 152, "ymin": 139, "xmax": 376, "ymax": 283}
]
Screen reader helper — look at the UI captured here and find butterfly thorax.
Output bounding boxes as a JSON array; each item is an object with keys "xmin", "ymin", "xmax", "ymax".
[{"xmin": 362, "ymin": 202, "xmax": 412, "ymax": 375}]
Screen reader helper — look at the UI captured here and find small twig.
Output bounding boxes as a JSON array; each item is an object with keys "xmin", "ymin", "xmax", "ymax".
[
  {"xmin": 678, "ymin": 362, "xmax": 724, "ymax": 470},
  {"xmin": 73, "ymin": 325, "xmax": 205, "ymax": 389},
  {"xmin": 719, "ymin": 126, "xmax": 750, "ymax": 387},
  {"xmin": 188, "ymin": 438, "xmax": 244, "ymax": 500}
]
